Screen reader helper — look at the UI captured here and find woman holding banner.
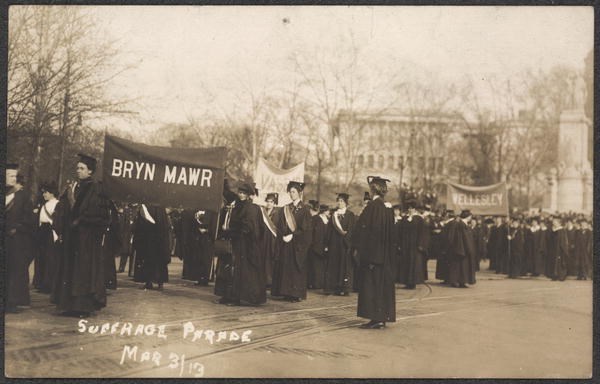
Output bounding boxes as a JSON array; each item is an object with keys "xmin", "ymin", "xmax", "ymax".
[{"xmin": 271, "ymin": 181, "xmax": 312, "ymax": 302}]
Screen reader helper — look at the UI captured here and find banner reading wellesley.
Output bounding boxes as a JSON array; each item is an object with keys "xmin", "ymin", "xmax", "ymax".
[
  {"xmin": 102, "ymin": 135, "xmax": 227, "ymax": 211},
  {"xmin": 254, "ymin": 158, "xmax": 305, "ymax": 206},
  {"xmin": 446, "ymin": 181, "xmax": 509, "ymax": 216}
]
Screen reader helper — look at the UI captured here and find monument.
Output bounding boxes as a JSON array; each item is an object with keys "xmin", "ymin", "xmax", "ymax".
[{"xmin": 555, "ymin": 84, "xmax": 593, "ymax": 213}]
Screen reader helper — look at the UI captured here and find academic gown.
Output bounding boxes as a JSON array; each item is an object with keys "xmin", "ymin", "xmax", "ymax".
[
  {"xmin": 308, "ymin": 214, "xmax": 328, "ymax": 290},
  {"xmin": 446, "ymin": 219, "xmax": 477, "ymax": 286},
  {"xmin": 271, "ymin": 200, "xmax": 312, "ymax": 300},
  {"xmin": 435, "ymin": 220, "xmax": 453, "ymax": 282},
  {"xmin": 352, "ymin": 197, "xmax": 396, "ymax": 323},
  {"xmin": 494, "ymin": 224, "xmax": 509, "ymax": 274},
  {"xmin": 324, "ymin": 210, "xmax": 356, "ymax": 294},
  {"xmin": 6, "ymin": 188, "xmax": 35, "ymax": 308},
  {"xmin": 35, "ymin": 199, "xmax": 59, "ymax": 293},
  {"xmin": 180, "ymin": 209, "xmax": 215, "ymax": 285},
  {"xmin": 566, "ymin": 228, "xmax": 577, "ymax": 276},
  {"xmin": 102, "ymin": 201, "xmax": 122, "ymax": 290},
  {"xmin": 51, "ymin": 178, "xmax": 109, "ymax": 313},
  {"xmin": 260, "ymin": 206, "xmax": 280, "ymax": 287},
  {"xmin": 507, "ymin": 227, "xmax": 525, "ymax": 278},
  {"xmin": 527, "ymin": 229, "xmax": 546, "ymax": 276},
  {"xmin": 547, "ymin": 228, "xmax": 569, "ymax": 281},
  {"xmin": 133, "ymin": 205, "xmax": 171, "ymax": 284},
  {"xmin": 397, "ymin": 214, "xmax": 428, "ymax": 286},
  {"xmin": 226, "ymin": 199, "xmax": 266, "ymax": 305},
  {"xmin": 575, "ymin": 229, "xmax": 592, "ymax": 279}
]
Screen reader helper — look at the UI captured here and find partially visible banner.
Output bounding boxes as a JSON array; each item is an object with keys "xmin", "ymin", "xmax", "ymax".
[
  {"xmin": 446, "ymin": 181, "xmax": 508, "ymax": 216},
  {"xmin": 254, "ymin": 158, "xmax": 305, "ymax": 206},
  {"xmin": 102, "ymin": 135, "xmax": 226, "ymax": 212}
]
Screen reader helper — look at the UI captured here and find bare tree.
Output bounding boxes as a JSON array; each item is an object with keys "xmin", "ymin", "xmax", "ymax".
[{"xmin": 8, "ymin": 6, "xmax": 136, "ymax": 195}]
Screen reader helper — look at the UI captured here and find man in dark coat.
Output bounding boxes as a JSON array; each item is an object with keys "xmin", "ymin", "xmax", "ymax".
[
  {"xmin": 352, "ymin": 176, "xmax": 396, "ymax": 329},
  {"xmin": 397, "ymin": 200, "xmax": 428, "ymax": 289},
  {"xmin": 324, "ymin": 194, "xmax": 356, "ymax": 295},
  {"xmin": 272, "ymin": 181, "xmax": 312, "ymax": 302},
  {"xmin": 446, "ymin": 210, "xmax": 477, "ymax": 288},
  {"xmin": 6, "ymin": 164, "xmax": 35, "ymax": 312},
  {"xmin": 133, "ymin": 204, "xmax": 171, "ymax": 290},
  {"xmin": 565, "ymin": 218, "xmax": 577, "ymax": 277},
  {"xmin": 308, "ymin": 204, "xmax": 329, "ymax": 290},
  {"xmin": 260, "ymin": 193, "xmax": 280, "ymax": 288},
  {"xmin": 51, "ymin": 154, "xmax": 110, "ymax": 316}
]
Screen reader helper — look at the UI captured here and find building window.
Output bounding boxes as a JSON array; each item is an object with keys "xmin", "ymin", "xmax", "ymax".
[
  {"xmin": 378, "ymin": 155, "xmax": 385, "ymax": 169},
  {"xmin": 368, "ymin": 154, "xmax": 374, "ymax": 168},
  {"xmin": 388, "ymin": 155, "xmax": 395, "ymax": 170},
  {"xmin": 358, "ymin": 155, "xmax": 364, "ymax": 167}
]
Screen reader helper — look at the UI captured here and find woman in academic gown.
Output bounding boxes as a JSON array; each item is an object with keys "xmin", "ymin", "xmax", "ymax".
[
  {"xmin": 35, "ymin": 181, "xmax": 60, "ymax": 294},
  {"xmin": 180, "ymin": 209, "xmax": 215, "ymax": 286},
  {"xmin": 215, "ymin": 182, "xmax": 266, "ymax": 305},
  {"xmin": 547, "ymin": 217, "xmax": 569, "ymax": 281},
  {"xmin": 507, "ymin": 218, "xmax": 525, "ymax": 279},
  {"xmin": 271, "ymin": 181, "xmax": 312, "ymax": 302},
  {"xmin": 51, "ymin": 154, "xmax": 110, "ymax": 316},
  {"xmin": 102, "ymin": 200, "xmax": 122, "ymax": 290},
  {"xmin": 324, "ymin": 194, "xmax": 356, "ymax": 295},
  {"xmin": 260, "ymin": 193, "xmax": 280, "ymax": 288},
  {"xmin": 527, "ymin": 217, "xmax": 546, "ymax": 276},
  {"xmin": 308, "ymin": 203, "xmax": 329, "ymax": 290},
  {"xmin": 446, "ymin": 210, "xmax": 477, "ymax": 288},
  {"xmin": 397, "ymin": 200, "xmax": 428, "ymax": 289},
  {"xmin": 133, "ymin": 204, "xmax": 171, "ymax": 290},
  {"xmin": 575, "ymin": 219, "xmax": 592, "ymax": 280},
  {"xmin": 352, "ymin": 176, "xmax": 396, "ymax": 329},
  {"xmin": 5, "ymin": 165, "xmax": 35, "ymax": 312}
]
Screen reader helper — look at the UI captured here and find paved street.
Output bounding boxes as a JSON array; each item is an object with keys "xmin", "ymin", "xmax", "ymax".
[{"xmin": 5, "ymin": 258, "xmax": 593, "ymax": 379}]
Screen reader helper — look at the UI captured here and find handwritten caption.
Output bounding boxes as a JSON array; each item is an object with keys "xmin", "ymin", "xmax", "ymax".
[{"xmin": 77, "ymin": 320, "xmax": 253, "ymax": 377}]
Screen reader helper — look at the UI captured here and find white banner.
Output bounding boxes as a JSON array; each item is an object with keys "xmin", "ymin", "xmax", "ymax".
[{"xmin": 254, "ymin": 158, "xmax": 305, "ymax": 206}]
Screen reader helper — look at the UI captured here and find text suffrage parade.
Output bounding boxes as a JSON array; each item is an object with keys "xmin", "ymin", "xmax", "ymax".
[
  {"xmin": 111, "ymin": 158, "xmax": 214, "ymax": 187},
  {"xmin": 78, "ymin": 320, "xmax": 252, "ymax": 377}
]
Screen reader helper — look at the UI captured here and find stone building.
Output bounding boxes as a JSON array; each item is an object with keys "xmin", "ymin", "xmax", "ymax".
[{"xmin": 328, "ymin": 109, "xmax": 464, "ymax": 191}]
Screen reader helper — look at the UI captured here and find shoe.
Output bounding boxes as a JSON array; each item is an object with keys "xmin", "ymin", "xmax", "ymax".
[
  {"xmin": 286, "ymin": 296, "xmax": 301, "ymax": 303},
  {"xmin": 6, "ymin": 306, "xmax": 20, "ymax": 314},
  {"xmin": 225, "ymin": 301, "xmax": 240, "ymax": 306},
  {"xmin": 458, "ymin": 284, "xmax": 468, "ymax": 288},
  {"xmin": 142, "ymin": 282, "xmax": 153, "ymax": 290},
  {"xmin": 157, "ymin": 284, "xmax": 164, "ymax": 291},
  {"xmin": 359, "ymin": 320, "xmax": 386, "ymax": 329}
]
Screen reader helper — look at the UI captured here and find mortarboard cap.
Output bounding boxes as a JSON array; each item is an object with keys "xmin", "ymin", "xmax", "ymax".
[
  {"xmin": 6, "ymin": 163, "xmax": 19, "ymax": 170},
  {"xmin": 238, "ymin": 182, "xmax": 254, "ymax": 195},
  {"xmin": 363, "ymin": 191, "xmax": 371, "ymax": 201},
  {"xmin": 336, "ymin": 193, "xmax": 350, "ymax": 203},
  {"xmin": 77, "ymin": 153, "xmax": 97, "ymax": 172},
  {"xmin": 319, "ymin": 204, "xmax": 329, "ymax": 213},
  {"xmin": 287, "ymin": 180, "xmax": 305, "ymax": 192},
  {"xmin": 459, "ymin": 209, "xmax": 472, "ymax": 219},
  {"xmin": 265, "ymin": 192, "xmax": 279, "ymax": 205},
  {"xmin": 307, "ymin": 199, "xmax": 319, "ymax": 210},
  {"xmin": 367, "ymin": 175, "xmax": 391, "ymax": 185}
]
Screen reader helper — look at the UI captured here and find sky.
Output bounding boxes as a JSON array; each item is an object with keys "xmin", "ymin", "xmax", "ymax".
[{"xmin": 78, "ymin": 6, "xmax": 593, "ymax": 129}]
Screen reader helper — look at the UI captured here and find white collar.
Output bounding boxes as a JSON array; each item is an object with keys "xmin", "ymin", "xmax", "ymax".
[
  {"xmin": 372, "ymin": 195, "xmax": 381, "ymax": 201},
  {"xmin": 320, "ymin": 214, "xmax": 329, "ymax": 224},
  {"xmin": 292, "ymin": 199, "xmax": 301, "ymax": 207},
  {"xmin": 336, "ymin": 207, "xmax": 347, "ymax": 215}
]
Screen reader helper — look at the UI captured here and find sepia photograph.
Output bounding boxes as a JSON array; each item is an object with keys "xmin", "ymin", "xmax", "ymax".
[{"xmin": 4, "ymin": 5, "xmax": 594, "ymax": 378}]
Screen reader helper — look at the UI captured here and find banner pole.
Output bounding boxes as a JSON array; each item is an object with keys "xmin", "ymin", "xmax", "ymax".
[{"xmin": 506, "ymin": 182, "xmax": 511, "ymax": 276}]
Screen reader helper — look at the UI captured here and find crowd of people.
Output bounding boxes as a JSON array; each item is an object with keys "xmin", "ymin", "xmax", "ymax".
[{"xmin": 5, "ymin": 155, "xmax": 594, "ymax": 330}]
